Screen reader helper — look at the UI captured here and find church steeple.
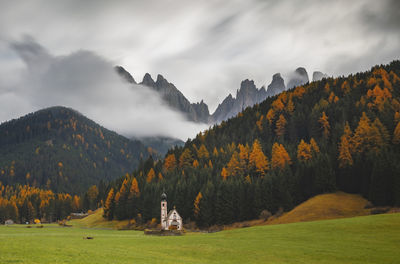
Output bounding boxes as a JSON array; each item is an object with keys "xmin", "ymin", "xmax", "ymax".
[{"xmin": 161, "ymin": 192, "xmax": 168, "ymax": 230}]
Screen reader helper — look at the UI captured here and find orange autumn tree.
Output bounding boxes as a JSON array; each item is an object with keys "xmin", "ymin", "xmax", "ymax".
[
  {"xmin": 129, "ymin": 178, "xmax": 140, "ymax": 197},
  {"xmin": 179, "ymin": 149, "xmax": 193, "ymax": 168},
  {"xmin": 103, "ymin": 188, "xmax": 114, "ymax": 220},
  {"xmin": 197, "ymin": 144, "xmax": 209, "ymax": 160},
  {"xmin": 319, "ymin": 112, "xmax": 330, "ymax": 139},
  {"xmin": 271, "ymin": 143, "xmax": 291, "ymax": 170},
  {"xmin": 226, "ymin": 151, "xmax": 242, "ymax": 176},
  {"xmin": 297, "ymin": 140, "xmax": 312, "ymax": 161},
  {"xmin": 275, "ymin": 114, "xmax": 287, "ymax": 137},
  {"xmin": 238, "ymin": 144, "xmax": 250, "ymax": 171},
  {"xmin": 194, "ymin": 192, "xmax": 203, "ymax": 217},
  {"xmin": 249, "ymin": 139, "xmax": 269, "ymax": 176},
  {"xmin": 146, "ymin": 168, "xmax": 156, "ymax": 183},
  {"xmin": 164, "ymin": 154, "xmax": 177, "ymax": 171},
  {"xmin": 393, "ymin": 122, "xmax": 400, "ymax": 144},
  {"xmin": 221, "ymin": 167, "xmax": 229, "ymax": 180}
]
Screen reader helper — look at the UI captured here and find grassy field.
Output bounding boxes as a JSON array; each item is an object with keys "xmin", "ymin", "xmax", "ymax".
[{"xmin": 0, "ymin": 213, "xmax": 399, "ymax": 264}]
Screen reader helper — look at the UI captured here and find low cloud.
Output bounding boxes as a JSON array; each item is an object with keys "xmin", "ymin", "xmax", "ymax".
[{"xmin": 1, "ymin": 36, "xmax": 207, "ymax": 140}]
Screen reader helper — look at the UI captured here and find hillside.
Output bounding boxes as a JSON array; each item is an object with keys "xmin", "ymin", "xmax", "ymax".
[
  {"xmin": 267, "ymin": 192, "xmax": 370, "ymax": 225},
  {"xmin": 0, "ymin": 106, "xmax": 149, "ymax": 194},
  {"xmin": 103, "ymin": 60, "xmax": 400, "ymax": 227}
]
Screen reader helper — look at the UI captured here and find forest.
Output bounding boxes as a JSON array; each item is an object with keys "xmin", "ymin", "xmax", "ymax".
[
  {"xmin": 0, "ymin": 106, "xmax": 149, "ymax": 194},
  {"xmin": 102, "ymin": 61, "xmax": 400, "ymax": 227}
]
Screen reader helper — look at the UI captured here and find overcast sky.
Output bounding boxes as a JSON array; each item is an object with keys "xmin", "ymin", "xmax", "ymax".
[{"xmin": 0, "ymin": 0, "xmax": 399, "ymax": 139}]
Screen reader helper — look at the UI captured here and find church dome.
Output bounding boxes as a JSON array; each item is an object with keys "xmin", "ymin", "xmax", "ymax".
[{"xmin": 161, "ymin": 192, "xmax": 167, "ymax": 201}]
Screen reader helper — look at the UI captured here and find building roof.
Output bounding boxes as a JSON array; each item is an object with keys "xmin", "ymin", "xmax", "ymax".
[{"xmin": 167, "ymin": 208, "xmax": 181, "ymax": 219}]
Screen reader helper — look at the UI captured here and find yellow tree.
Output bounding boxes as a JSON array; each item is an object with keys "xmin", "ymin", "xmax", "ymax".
[
  {"xmin": 103, "ymin": 188, "xmax": 114, "ymax": 220},
  {"xmin": 271, "ymin": 143, "xmax": 291, "ymax": 170},
  {"xmin": 275, "ymin": 114, "xmax": 287, "ymax": 137},
  {"xmin": 146, "ymin": 168, "xmax": 156, "ymax": 183},
  {"xmin": 319, "ymin": 112, "xmax": 330, "ymax": 139},
  {"xmin": 212, "ymin": 147, "xmax": 219, "ymax": 157},
  {"xmin": 393, "ymin": 122, "xmax": 400, "ymax": 144},
  {"xmin": 338, "ymin": 136, "xmax": 353, "ymax": 168},
  {"xmin": 226, "ymin": 151, "xmax": 242, "ymax": 176},
  {"xmin": 197, "ymin": 144, "xmax": 209, "ymax": 160},
  {"xmin": 129, "ymin": 178, "xmax": 140, "ymax": 197},
  {"xmin": 179, "ymin": 149, "xmax": 193, "ymax": 168},
  {"xmin": 164, "ymin": 154, "xmax": 176, "ymax": 171},
  {"xmin": 297, "ymin": 140, "xmax": 312, "ymax": 161},
  {"xmin": 249, "ymin": 139, "xmax": 269, "ymax": 176},
  {"xmin": 352, "ymin": 112, "xmax": 371, "ymax": 153},
  {"xmin": 221, "ymin": 167, "xmax": 229, "ymax": 180},
  {"xmin": 310, "ymin": 138, "xmax": 320, "ymax": 153},
  {"xmin": 238, "ymin": 144, "xmax": 250, "ymax": 171},
  {"xmin": 192, "ymin": 159, "xmax": 199, "ymax": 168},
  {"xmin": 194, "ymin": 192, "xmax": 203, "ymax": 217}
]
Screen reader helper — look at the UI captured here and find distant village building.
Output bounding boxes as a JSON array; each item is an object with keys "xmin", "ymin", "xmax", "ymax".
[
  {"xmin": 161, "ymin": 192, "xmax": 182, "ymax": 230},
  {"xmin": 5, "ymin": 219, "xmax": 14, "ymax": 225}
]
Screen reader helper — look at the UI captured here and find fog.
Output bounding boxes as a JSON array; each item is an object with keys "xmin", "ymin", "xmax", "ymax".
[{"xmin": 1, "ymin": 37, "xmax": 207, "ymax": 140}]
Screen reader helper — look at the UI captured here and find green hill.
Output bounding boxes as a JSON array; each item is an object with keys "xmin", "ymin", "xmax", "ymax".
[
  {"xmin": 103, "ymin": 60, "xmax": 400, "ymax": 227},
  {"xmin": 0, "ymin": 106, "xmax": 149, "ymax": 194}
]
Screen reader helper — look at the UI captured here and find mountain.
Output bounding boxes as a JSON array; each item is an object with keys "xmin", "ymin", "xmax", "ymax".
[
  {"xmin": 266, "ymin": 73, "xmax": 286, "ymax": 97},
  {"xmin": 115, "ymin": 66, "xmax": 325, "ymax": 126},
  {"xmin": 0, "ymin": 106, "xmax": 149, "ymax": 194},
  {"xmin": 211, "ymin": 79, "xmax": 268, "ymax": 123},
  {"xmin": 287, "ymin": 67, "xmax": 309, "ymax": 89},
  {"xmin": 312, "ymin": 71, "xmax": 328, "ymax": 82},
  {"xmin": 123, "ymin": 70, "xmax": 209, "ymax": 123},
  {"xmin": 104, "ymin": 60, "xmax": 400, "ymax": 227},
  {"xmin": 133, "ymin": 136, "xmax": 184, "ymax": 156}
]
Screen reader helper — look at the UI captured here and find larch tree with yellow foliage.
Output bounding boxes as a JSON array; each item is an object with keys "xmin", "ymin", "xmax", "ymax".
[
  {"xmin": 319, "ymin": 112, "xmax": 330, "ymax": 139},
  {"xmin": 249, "ymin": 140, "xmax": 269, "ymax": 176},
  {"xmin": 271, "ymin": 143, "xmax": 291, "ymax": 170}
]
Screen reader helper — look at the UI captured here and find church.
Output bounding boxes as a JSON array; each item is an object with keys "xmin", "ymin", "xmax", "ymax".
[{"xmin": 160, "ymin": 192, "xmax": 183, "ymax": 230}]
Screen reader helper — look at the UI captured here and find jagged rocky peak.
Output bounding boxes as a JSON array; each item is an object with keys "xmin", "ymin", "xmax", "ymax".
[
  {"xmin": 312, "ymin": 71, "xmax": 329, "ymax": 82},
  {"xmin": 191, "ymin": 100, "xmax": 210, "ymax": 123},
  {"xmin": 142, "ymin": 73, "xmax": 156, "ymax": 87},
  {"xmin": 267, "ymin": 73, "xmax": 286, "ymax": 96},
  {"xmin": 115, "ymin": 66, "xmax": 136, "ymax": 84},
  {"xmin": 156, "ymin": 74, "xmax": 169, "ymax": 85},
  {"xmin": 287, "ymin": 67, "xmax": 309, "ymax": 89}
]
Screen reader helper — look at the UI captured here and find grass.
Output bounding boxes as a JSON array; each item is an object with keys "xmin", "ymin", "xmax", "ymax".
[
  {"xmin": 68, "ymin": 208, "xmax": 131, "ymax": 229},
  {"xmin": 0, "ymin": 213, "xmax": 399, "ymax": 263},
  {"xmin": 267, "ymin": 192, "xmax": 371, "ymax": 225}
]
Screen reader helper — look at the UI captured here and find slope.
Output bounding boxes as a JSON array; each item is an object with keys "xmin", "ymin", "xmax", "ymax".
[
  {"xmin": 103, "ymin": 60, "xmax": 400, "ymax": 227},
  {"xmin": 267, "ymin": 192, "xmax": 370, "ymax": 225},
  {"xmin": 0, "ymin": 106, "xmax": 149, "ymax": 194}
]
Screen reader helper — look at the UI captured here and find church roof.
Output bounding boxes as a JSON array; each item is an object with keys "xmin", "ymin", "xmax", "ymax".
[
  {"xmin": 167, "ymin": 208, "xmax": 181, "ymax": 219},
  {"xmin": 161, "ymin": 192, "xmax": 167, "ymax": 201}
]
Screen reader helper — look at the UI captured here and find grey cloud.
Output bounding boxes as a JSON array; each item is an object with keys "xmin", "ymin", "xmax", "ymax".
[
  {"xmin": 1, "ymin": 37, "xmax": 207, "ymax": 140},
  {"xmin": 0, "ymin": 0, "xmax": 399, "ymax": 114}
]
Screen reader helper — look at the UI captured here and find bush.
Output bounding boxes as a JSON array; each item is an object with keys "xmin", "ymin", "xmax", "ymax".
[{"xmin": 259, "ymin": 210, "xmax": 272, "ymax": 221}]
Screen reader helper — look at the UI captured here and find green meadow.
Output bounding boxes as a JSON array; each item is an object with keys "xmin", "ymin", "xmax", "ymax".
[{"xmin": 0, "ymin": 213, "xmax": 399, "ymax": 264}]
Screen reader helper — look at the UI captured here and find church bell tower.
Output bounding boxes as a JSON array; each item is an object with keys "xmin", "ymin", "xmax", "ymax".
[{"xmin": 161, "ymin": 192, "xmax": 168, "ymax": 230}]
